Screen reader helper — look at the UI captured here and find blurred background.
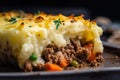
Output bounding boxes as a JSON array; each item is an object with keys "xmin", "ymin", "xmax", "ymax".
[
  {"xmin": 0, "ymin": 0, "xmax": 119, "ymax": 20},
  {"xmin": 0, "ymin": 0, "xmax": 120, "ymax": 44}
]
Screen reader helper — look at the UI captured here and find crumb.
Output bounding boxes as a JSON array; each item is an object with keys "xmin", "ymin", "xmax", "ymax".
[{"xmin": 107, "ymin": 55, "xmax": 119, "ymax": 60}]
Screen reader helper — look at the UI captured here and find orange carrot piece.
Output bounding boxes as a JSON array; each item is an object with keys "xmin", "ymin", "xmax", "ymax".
[
  {"xmin": 84, "ymin": 43, "xmax": 96, "ymax": 61},
  {"xmin": 88, "ymin": 53, "xmax": 96, "ymax": 61},
  {"xmin": 44, "ymin": 63, "xmax": 63, "ymax": 71},
  {"xmin": 59, "ymin": 58, "xmax": 68, "ymax": 68}
]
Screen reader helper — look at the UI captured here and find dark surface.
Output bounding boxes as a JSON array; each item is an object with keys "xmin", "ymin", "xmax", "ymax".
[
  {"xmin": 0, "ymin": 7, "xmax": 90, "ymax": 19},
  {"xmin": 0, "ymin": 0, "xmax": 120, "ymax": 20},
  {"xmin": 0, "ymin": 70, "xmax": 120, "ymax": 80}
]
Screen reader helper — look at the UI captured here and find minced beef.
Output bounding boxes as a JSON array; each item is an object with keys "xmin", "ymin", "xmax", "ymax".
[{"xmin": 41, "ymin": 38, "xmax": 103, "ymax": 70}]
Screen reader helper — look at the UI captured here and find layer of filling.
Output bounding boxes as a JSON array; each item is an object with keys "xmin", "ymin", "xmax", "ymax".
[{"xmin": 24, "ymin": 38, "xmax": 104, "ymax": 72}]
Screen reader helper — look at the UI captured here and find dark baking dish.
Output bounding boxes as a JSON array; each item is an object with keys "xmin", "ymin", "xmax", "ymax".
[{"xmin": 0, "ymin": 46, "xmax": 119, "ymax": 80}]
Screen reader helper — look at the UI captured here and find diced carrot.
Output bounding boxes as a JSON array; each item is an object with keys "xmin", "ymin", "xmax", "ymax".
[
  {"xmin": 88, "ymin": 53, "xmax": 96, "ymax": 61},
  {"xmin": 84, "ymin": 43, "xmax": 93, "ymax": 50},
  {"xmin": 44, "ymin": 63, "xmax": 63, "ymax": 71},
  {"xmin": 84, "ymin": 43, "xmax": 96, "ymax": 61},
  {"xmin": 59, "ymin": 58, "xmax": 68, "ymax": 68},
  {"xmin": 57, "ymin": 51, "xmax": 68, "ymax": 68}
]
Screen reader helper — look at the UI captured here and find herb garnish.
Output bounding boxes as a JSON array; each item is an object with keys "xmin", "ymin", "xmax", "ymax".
[
  {"xmin": 53, "ymin": 18, "xmax": 61, "ymax": 30},
  {"xmin": 9, "ymin": 17, "xmax": 17, "ymax": 24},
  {"xmin": 28, "ymin": 26, "xmax": 32, "ymax": 28}
]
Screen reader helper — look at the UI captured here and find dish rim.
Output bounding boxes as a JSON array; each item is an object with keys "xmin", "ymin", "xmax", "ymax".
[{"xmin": 0, "ymin": 67, "xmax": 120, "ymax": 77}]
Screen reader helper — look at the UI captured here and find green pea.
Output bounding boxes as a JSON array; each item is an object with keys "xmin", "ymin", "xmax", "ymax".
[
  {"xmin": 29, "ymin": 53, "xmax": 38, "ymax": 61},
  {"xmin": 70, "ymin": 60, "xmax": 79, "ymax": 67}
]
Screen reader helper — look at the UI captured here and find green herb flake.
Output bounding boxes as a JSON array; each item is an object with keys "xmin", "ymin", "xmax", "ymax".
[
  {"xmin": 28, "ymin": 26, "xmax": 32, "ymax": 28},
  {"xmin": 53, "ymin": 18, "xmax": 61, "ymax": 30},
  {"xmin": 29, "ymin": 53, "xmax": 38, "ymax": 61},
  {"xmin": 9, "ymin": 17, "xmax": 17, "ymax": 24}
]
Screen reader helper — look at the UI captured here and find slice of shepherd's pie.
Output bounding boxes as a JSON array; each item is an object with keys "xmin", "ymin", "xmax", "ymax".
[{"xmin": 0, "ymin": 11, "xmax": 104, "ymax": 72}]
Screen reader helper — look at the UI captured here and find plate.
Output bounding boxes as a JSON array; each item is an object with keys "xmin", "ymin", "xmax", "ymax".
[{"xmin": 0, "ymin": 46, "xmax": 120, "ymax": 80}]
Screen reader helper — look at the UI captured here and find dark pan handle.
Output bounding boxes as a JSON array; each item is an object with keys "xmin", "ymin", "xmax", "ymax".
[{"xmin": 103, "ymin": 41, "xmax": 120, "ymax": 49}]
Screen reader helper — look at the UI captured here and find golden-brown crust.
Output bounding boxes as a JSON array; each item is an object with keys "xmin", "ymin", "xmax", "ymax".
[{"xmin": 0, "ymin": 11, "xmax": 98, "ymax": 27}]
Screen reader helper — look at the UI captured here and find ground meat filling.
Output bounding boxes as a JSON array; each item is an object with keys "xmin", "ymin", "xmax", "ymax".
[
  {"xmin": 41, "ymin": 38, "xmax": 104, "ymax": 70},
  {"xmin": 24, "ymin": 39, "xmax": 103, "ymax": 71}
]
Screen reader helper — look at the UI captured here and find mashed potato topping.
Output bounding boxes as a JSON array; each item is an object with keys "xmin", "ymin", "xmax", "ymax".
[{"xmin": 0, "ymin": 11, "xmax": 103, "ymax": 69}]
